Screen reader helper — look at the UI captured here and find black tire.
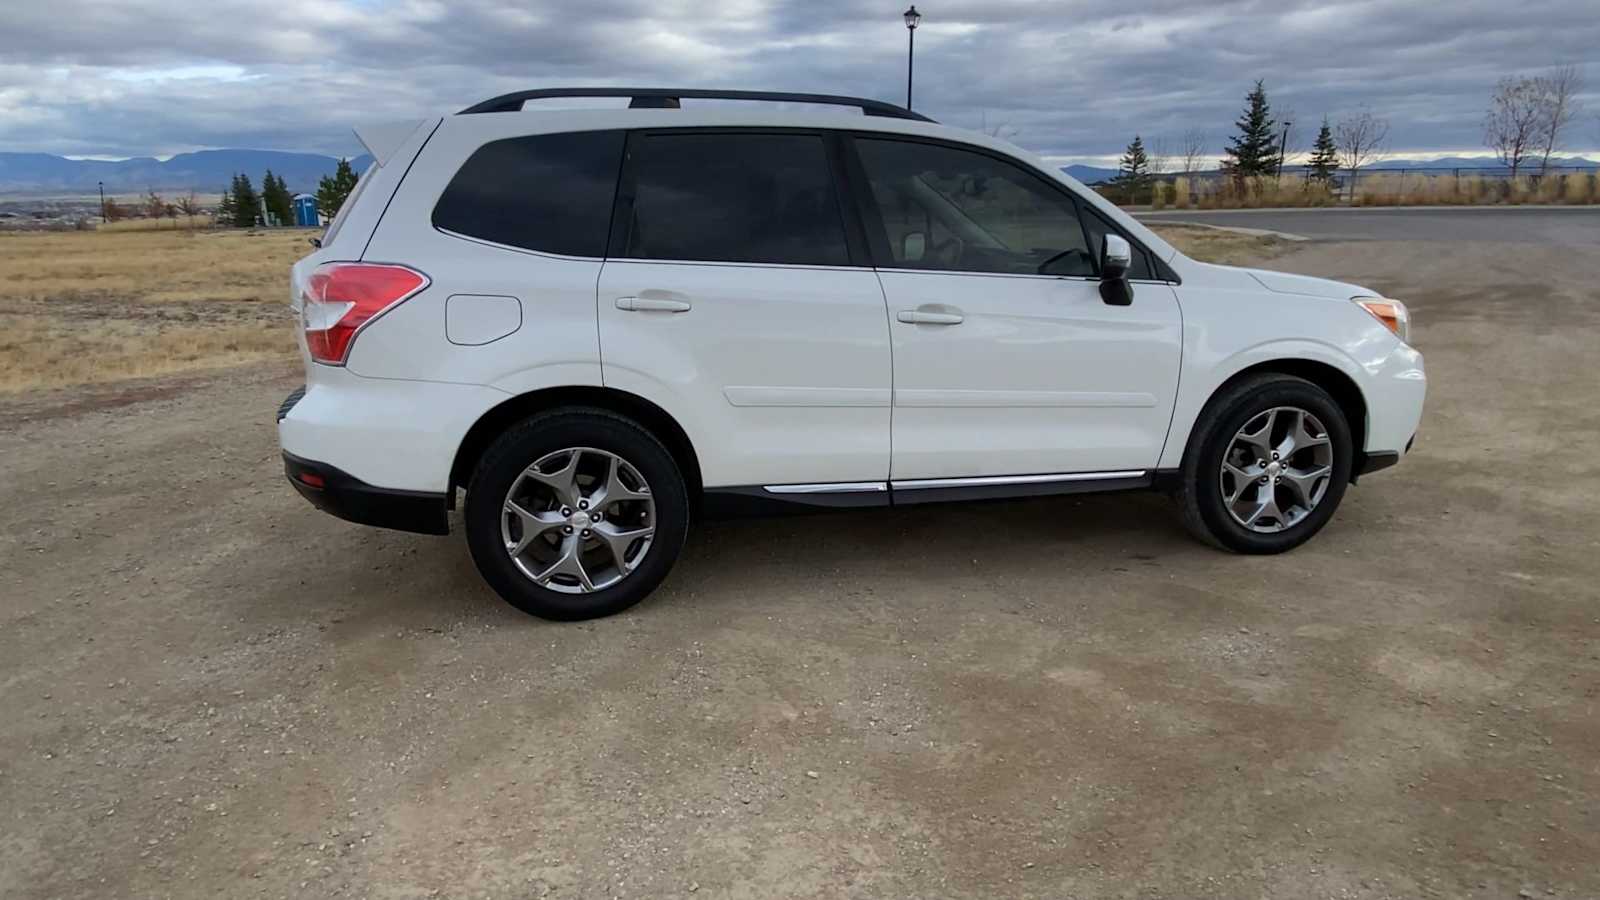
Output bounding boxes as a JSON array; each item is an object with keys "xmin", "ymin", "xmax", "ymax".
[
  {"xmin": 1176, "ymin": 373, "xmax": 1353, "ymax": 554},
  {"xmin": 464, "ymin": 407, "xmax": 689, "ymax": 620}
]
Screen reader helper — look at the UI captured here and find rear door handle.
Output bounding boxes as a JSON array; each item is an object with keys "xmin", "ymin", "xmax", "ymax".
[
  {"xmin": 616, "ymin": 296, "xmax": 692, "ymax": 313},
  {"xmin": 896, "ymin": 309, "xmax": 963, "ymax": 325}
]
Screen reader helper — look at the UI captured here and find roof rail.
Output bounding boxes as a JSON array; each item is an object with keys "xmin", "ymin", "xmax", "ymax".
[{"xmin": 458, "ymin": 88, "xmax": 936, "ymax": 123}]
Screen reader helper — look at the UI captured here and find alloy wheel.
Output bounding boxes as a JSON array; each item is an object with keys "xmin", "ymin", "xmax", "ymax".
[
  {"xmin": 500, "ymin": 447, "xmax": 656, "ymax": 593},
  {"xmin": 1218, "ymin": 406, "xmax": 1334, "ymax": 533}
]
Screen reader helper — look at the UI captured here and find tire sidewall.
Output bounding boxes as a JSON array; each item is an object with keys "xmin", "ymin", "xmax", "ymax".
[
  {"xmin": 1189, "ymin": 379, "xmax": 1353, "ymax": 553},
  {"xmin": 464, "ymin": 412, "xmax": 688, "ymax": 620}
]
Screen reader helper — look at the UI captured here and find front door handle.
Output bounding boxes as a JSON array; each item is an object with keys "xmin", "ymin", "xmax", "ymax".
[
  {"xmin": 896, "ymin": 308, "xmax": 963, "ymax": 325},
  {"xmin": 616, "ymin": 296, "xmax": 692, "ymax": 313}
]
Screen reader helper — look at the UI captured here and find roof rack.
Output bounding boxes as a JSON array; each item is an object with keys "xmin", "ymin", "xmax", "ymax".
[{"xmin": 458, "ymin": 88, "xmax": 935, "ymax": 123}]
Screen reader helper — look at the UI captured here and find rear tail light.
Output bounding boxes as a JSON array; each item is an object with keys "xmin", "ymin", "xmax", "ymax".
[{"xmin": 301, "ymin": 262, "xmax": 428, "ymax": 365}]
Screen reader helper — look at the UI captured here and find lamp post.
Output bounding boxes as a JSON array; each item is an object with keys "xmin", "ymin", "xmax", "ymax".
[
  {"xmin": 1277, "ymin": 121, "xmax": 1292, "ymax": 181},
  {"xmin": 903, "ymin": 5, "xmax": 921, "ymax": 111},
  {"xmin": 98, "ymin": 181, "xmax": 106, "ymax": 223}
]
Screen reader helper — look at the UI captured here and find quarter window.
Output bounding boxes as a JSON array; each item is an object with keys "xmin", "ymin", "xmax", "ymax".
[
  {"xmin": 622, "ymin": 133, "xmax": 850, "ymax": 267},
  {"xmin": 433, "ymin": 130, "xmax": 625, "ymax": 257},
  {"xmin": 854, "ymin": 138, "xmax": 1097, "ymax": 277}
]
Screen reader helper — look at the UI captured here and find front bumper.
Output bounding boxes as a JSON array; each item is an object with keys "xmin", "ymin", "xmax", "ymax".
[{"xmin": 283, "ymin": 452, "xmax": 449, "ymax": 536}]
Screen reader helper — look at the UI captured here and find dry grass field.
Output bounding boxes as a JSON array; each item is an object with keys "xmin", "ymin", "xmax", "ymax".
[
  {"xmin": 0, "ymin": 228, "xmax": 309, "ymax": 392},
  {"xmin": 0, "ymin": 224, "xmax": 1257, "ymax": 396}
]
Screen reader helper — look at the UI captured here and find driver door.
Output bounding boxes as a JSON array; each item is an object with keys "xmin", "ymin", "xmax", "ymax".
[{"xmin": 849, "ymin": 136, "xmax": 1183, "ymax": 481}]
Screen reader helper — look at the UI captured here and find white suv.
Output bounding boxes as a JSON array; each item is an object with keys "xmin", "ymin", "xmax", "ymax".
[{"xmin": 279, "ymin": 88, "xmax": 1425, "ymax": 620}]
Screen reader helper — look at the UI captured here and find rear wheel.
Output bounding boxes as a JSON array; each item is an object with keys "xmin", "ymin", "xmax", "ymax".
[
  {"xmin": 1177, "ymin": 374, "xmax": 1353, "ymax": 554},
  {"xmin": 464, "ymin": 408, "xmax": 689, "ymax": 620}
]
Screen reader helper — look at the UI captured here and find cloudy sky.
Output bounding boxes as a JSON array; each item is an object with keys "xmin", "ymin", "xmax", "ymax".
[{"xmin": 2, "ymin": 0, "xmax": 1596, "ymax": 164}]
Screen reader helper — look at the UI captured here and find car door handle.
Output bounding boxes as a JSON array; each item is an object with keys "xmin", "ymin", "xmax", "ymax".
[
  {"xmin": 896, "ymin": 309, "xmax": 963, "ymax": 325},
  {"xmin": 615, "ymin": 296, "xmax": 691, "ymax": 313}
]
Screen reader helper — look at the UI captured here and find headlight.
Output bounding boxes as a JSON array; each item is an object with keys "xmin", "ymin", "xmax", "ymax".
[{"xmin": 1355, "ymin": 297, "xmax": 1410, "ymax": 344}]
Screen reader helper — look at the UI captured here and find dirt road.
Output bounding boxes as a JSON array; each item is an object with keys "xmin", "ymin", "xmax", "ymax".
[{"xmin": 3, "ymin": 237, "xmax": 1598, "ymax": 899}]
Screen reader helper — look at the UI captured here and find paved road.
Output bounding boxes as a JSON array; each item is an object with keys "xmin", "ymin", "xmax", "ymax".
[{"xmin": 1139, "ymin": 205, "xmax": 1600, "ymax": 245}]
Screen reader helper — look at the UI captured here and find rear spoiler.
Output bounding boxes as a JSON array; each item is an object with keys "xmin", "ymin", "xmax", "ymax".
[{"xmin": 353, "ymin": 119, "xmax": 430, "ymax": 167}]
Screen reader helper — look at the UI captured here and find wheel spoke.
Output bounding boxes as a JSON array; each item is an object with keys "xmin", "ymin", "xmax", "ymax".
[
  {"xmin": 592, "ymin": 521, "xmax": 654, "ymax": 574},
  {"xmin": 533, "ymin": 534, "xmax": 594, "ymax": 591},
  {"xmin": 1221, "ymin": 460, "xmax": 1262, "ymax": 503},
  {"xmin": 1236, "ymin": 409, "xmax": 1277, "ymax": 459},
  {"xmin": 526, "ymin": 451, "xmax": 582, "ymax": 508},
  {"xmin": 592, "ymin": 454, "xmax": 649, "ymax": 509},
  {"xmin": 1242, "ymin": 492, "xmax": 1284, "ymax": 530},
  {"xmin": 1280, "ymin": 464, "xmax": 1331, "ymax": 508},
  {"xmin": 1277, "ymin": 409, "xmax": 1329, "ymax": 458},
  {"xmin": 504, "ymin": 500, "xmax": 565, "ymax": 557}
]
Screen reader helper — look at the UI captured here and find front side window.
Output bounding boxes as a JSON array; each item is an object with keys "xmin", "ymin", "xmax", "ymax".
[
  {"xmin": 433, "ymin": 130, "xmax": 625, "ymax": 257},
  {"xmin": 854, "ymin": 138, "xmax": 1096, "ymax": 277},
  {"xmin": 622, "ymin": 132, "xmax": 850, "ymax": 266}
]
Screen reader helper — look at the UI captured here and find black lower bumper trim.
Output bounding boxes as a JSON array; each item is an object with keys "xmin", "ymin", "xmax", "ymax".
[
  {"xmin": 283, "ymin": 452, "xmax": 449, "ymax": 536},
  {"xmin": 1358, "ymin": 451, "xmax": 1401, "ymax": 477}
]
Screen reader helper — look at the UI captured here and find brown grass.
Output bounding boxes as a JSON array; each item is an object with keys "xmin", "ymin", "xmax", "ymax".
[
  {"xmin": 0, "ymin": 223, "xmax": 1284, "ymax": 395},
  {"xmin": 0, "ymin": 228, "xmax": 307, "ymax": 392},
  {"xmin": 1163, "ymin": 175, "xmax": 1338, "ymax": 211},
  {"xmin": 1147, "ymin": 223, "xmax": 1287, "ymax": 266}
]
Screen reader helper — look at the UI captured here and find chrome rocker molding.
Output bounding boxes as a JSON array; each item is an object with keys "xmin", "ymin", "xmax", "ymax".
[{"xmin": 701, "ymin": 470, "xmax": 1152, "ymax": 516}]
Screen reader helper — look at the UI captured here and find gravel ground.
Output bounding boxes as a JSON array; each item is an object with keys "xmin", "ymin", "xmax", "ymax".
[{"xmin": 2, "ymin": 237, "xmax": 1597, "ymax": 899}]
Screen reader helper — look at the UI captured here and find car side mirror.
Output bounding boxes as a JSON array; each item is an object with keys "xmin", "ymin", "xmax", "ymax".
[
  {"xmin": 902, "ymin": 231, "xmax": 927, "ymax": 263},
  {"xmin": 1099, "ymin": 234, "xmax": 1133, "ymax": 306}
]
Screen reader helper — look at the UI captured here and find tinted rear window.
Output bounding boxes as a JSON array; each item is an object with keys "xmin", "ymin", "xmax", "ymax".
[
  {"xmin": 433, "ymin": 130, "xmax": 624, "ymax": 257},
  {"xmin": 621, "ymin": 132, "xmax": 849, "ymax": 266}
]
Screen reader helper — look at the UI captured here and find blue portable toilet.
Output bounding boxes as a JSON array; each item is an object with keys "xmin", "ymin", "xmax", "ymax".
[{"xmin": 292, "ymin": 194, "xmax": 319, "ymax": 227}]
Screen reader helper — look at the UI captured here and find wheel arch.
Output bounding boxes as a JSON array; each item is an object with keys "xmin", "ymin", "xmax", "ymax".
[
  {"xmin": 449, "ymin": 386, "xmax": 703, "ymax": 502},
  {"xmin": 1185, "ymin": 358, "xmax": 1370, "ymax": 480}
]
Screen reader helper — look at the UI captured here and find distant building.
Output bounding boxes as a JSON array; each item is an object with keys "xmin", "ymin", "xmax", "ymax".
[{"xmin": 292, "ymin": 194, "xmax": 320, "ymax": 227}]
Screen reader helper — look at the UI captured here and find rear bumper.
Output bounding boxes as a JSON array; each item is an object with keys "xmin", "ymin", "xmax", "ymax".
[{"xmin": 283, "ymin": 452, "xmax": 449, "ymax": 536}]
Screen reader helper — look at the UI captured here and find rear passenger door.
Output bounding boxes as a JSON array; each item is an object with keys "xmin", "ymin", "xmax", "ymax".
[{"xmin": 597, "ymin": 130, "xmax": 892, "ymax": 492}]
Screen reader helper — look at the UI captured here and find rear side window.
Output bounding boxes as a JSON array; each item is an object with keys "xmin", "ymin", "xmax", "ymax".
[
  {"xmin": 433, "ymin": 130, "xmax": 624, "ymax": 257},
  {"xmin": 621, "ymin": 132, "xmax": 849, "ymax": 266}
]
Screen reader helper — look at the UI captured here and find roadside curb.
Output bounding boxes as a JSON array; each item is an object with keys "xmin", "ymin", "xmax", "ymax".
[{"xmin": 1149, "ymin": 221, "xmax": 1311, "ymax": 242}]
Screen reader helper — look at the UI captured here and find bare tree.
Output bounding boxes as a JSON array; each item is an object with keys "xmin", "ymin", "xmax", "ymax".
[
  {"xmin": 1484, "ymin": 75, "xmax": 1544, "ymax": 177},
  {"xmin": 1335, "ymin": 108, "xmax": 1390, "ymax": 196},
  {"xmin": 1148, "ymin": 137, "xmax": 1173, "ymax": 176},
  {"xmin": 143, "ymin": 189, "xmax": 167, "ymax": 223},
  {"xmin": 1179, "ymin": 128, "xmax": 1207, "ymax": 175},
  {"xmin": 175, "ymin": 192, "xmax": 202, "ymax": 227},
  {"xmin": 1534, "ymin": 64, "xmax": 1584, "ymax": 175}
]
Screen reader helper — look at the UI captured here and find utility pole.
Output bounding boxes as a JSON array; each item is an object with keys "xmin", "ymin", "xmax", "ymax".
[{"xmin": 903, "ymin": 6, "xmax": 921, "ymax": 111}]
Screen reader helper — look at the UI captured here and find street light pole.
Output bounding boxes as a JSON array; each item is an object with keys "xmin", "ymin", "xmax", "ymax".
[
  {"xmin": 903, "ymin": 5, "xmax": 921, "ymax": 111},
  {"xmin": 1277, "ymin": 122, "xmax": 1292, "ymax": 181}
]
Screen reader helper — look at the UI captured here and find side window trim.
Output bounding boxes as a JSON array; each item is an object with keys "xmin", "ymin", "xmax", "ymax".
[
  {"xmin": 841, "ymin": 131, "xmax": 1178, "ymax": 282},
  {"xmin": 605, "ymin": 126, "xmax": 867, "ymax": 268}
]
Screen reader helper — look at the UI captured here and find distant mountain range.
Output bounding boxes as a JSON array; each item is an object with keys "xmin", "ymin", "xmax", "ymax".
[
  {"xmin": 1063, "ymin": 157, "xmax": 1598, "ymax": 185},
  {"xmin": 4, "ymin": 148, "xmax": 1592, "ymax": 195},
  {"xmin": 0, "ymin": 150, "xmax": 373, "ymax": 196}
]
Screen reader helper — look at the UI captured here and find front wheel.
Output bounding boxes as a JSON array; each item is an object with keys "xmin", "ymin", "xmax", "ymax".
[
  {"xmin": 1176, "ymin": 374, "xmax": 1354, "ymax": 554},
  {"xmin": 464, "ymin": 408, "xmax": 689, "ymax": 620}
]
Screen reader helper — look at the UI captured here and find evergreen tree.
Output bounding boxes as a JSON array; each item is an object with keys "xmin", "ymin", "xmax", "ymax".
[
  {"xmin": 316, "ymin": 158, "xmax": 361, "ymax": 222},
  {"xmin": 261, "ymin": 170, "xmax": 293, "ymax": 226},
  {"xmin": 230, "ymin": 173, "xmax": 260, "ymax": 227},
  {"xmin": 1308, "ymin": 117, "xmax": 1340, "ymax": 182},
  {"xmin": 215, "ymin": 185, "xmax": 235, "ymax": 226},
  {"xmin": 1113, "ymin": 135, "xmax": 1152, "ymax": 203},
  {"xmin": 1221, "ymin": 80, "xmax": 1276, "ymax": 177}
]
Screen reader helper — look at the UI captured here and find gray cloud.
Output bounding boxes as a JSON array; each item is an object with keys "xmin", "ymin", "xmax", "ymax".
[{"xmin": 1, "ymin": 0, "xmax": 1596, "ymax": 161}]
